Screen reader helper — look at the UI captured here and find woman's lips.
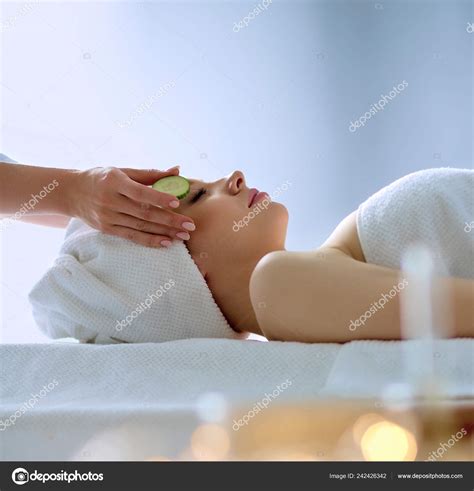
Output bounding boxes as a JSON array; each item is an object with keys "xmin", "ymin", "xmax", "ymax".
[
  {"xmin": 248, "ymin": 188, "xmax": 258, "ymax": 207},
  {"xmin": 248, "ymin": 189, "xmax": 270, "ymax": 207}
]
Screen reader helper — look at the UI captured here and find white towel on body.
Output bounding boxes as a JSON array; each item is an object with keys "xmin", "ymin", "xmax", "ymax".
[{"xmin": 357, "ymin": 167, "xmax": 473, "ymax": 278}]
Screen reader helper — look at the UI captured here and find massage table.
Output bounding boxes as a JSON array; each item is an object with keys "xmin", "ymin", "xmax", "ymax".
[{"xmin": 1, "ymin": 338, "xmax": 472, "ymax": 461}]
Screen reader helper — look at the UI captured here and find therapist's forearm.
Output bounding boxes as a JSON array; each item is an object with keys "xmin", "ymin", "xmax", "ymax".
[
  {"xmin": 0, "ymin": 162, "xmax": 78, "ymax": 218},
  {"xmin": 14, "ymin": 214, "xmax": 71, "ymax": 228}
]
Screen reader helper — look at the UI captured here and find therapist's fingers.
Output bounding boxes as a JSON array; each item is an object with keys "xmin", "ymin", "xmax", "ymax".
[
  {"xmin": 113, "ymin": 195, "xmax": 195, "ymax": 231},
  {"xmin": 118, "ymin": 169, "xmax": 186, "ymax": 210},
  {"xmin": 120, "ymin": 166, "xmax": 180, "ymax": 186},
  {"xmin": 112, "ymin": 212, "xmax": 190, "ymax": 241},
  {"xmin": 108, "ymin": 225, "xmax": 175, "ymax": 248},
  {"xmin": 71, "ymin": 166, "xmax": 195, "ymax": 242}
]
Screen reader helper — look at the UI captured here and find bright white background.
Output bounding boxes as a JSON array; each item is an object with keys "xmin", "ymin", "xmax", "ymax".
[{"xmin": 1, "ymin": 0, "xmax": 472, "ymax": 343}]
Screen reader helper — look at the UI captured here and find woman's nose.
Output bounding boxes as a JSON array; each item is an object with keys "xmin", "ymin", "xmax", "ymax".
[{"xmin": 227, "ymin": 170, "xmax": 246, "ymax": 195}]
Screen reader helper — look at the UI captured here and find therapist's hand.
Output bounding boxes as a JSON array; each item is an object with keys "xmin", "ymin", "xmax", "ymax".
[{"xmin": 69, "ymin": 166, "xmax": 195, "ymax": 248}]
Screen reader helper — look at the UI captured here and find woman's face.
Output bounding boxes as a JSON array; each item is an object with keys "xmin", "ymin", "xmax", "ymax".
[{"xmin": 177, "ymin": 170, "xmax": 288, "ymax": 286}]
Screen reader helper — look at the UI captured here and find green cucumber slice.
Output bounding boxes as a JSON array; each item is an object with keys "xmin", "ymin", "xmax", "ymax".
[{"xmin": 152, "ymin": 175, "xmax": 190, "ymax": 200}]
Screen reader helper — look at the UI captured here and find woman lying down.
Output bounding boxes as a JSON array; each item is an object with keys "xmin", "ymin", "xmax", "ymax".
[{"xmin": 30, "ymin": 167, "xmax": 473, "ymax": 344}]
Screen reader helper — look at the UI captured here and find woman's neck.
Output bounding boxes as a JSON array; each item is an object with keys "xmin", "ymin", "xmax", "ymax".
[{"xmin": 213, "ymin": 248, "xmax": 286, "ymax": 337}]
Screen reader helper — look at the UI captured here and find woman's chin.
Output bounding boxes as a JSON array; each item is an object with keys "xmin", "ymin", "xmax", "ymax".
[{"xmin": 269, "ymin": 201, "xmax": 289, "ymax": 228}]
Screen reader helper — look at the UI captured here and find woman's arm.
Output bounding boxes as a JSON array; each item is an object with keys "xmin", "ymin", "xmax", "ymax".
[{"xmin": 249, "ymin": 248, "xmax": 473, "ymax": 343}]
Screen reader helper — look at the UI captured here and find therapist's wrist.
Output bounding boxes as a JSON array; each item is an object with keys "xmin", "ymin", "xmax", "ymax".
[{"xmin": 56, "ymin": 168, "xmax": 82, "ymax": 218}]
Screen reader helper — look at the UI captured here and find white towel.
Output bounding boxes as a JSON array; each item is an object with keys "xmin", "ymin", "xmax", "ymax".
[
  {"xmin": 0, "ymin": 339, "xmax": 472, "ymax": 460},
  {"xmin": 29, "ymin": 219, "xmax": 243, "ymax": 343},
  {"xmin": 357, "ymin": 167, "xmax": 474, "ymax": 278},
  {"xmin": 320, "ymin": 339, "xmax": 473, "ymax": 398}
]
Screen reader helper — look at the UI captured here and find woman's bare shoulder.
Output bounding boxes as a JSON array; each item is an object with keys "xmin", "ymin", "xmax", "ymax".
[
  {"xmin": 249, "ymin": 248, "xmax": 346, "ymax": 341},
  {"xmin": 248, "ymin": 211, "xmax": 371, "ymax": 341}
]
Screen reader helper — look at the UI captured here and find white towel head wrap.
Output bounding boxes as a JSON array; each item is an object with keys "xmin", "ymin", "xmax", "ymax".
[{"xmin": 29, "ymin": 219, "xmax": 243, "ymax": 343}]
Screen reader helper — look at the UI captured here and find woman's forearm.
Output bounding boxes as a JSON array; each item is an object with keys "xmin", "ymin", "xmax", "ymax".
[{"xmin": 0, "ymin": 162, "xmax": 78, "ymax": 219}]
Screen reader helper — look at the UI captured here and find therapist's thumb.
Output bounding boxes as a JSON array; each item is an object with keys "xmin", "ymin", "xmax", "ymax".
[{"xmin": 120, "ymin": 166, "xmax": 180, "ymax": 185}]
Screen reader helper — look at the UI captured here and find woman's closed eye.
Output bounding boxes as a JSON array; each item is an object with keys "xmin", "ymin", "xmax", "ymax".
[{"xmin": 190, "ymin": 187, "xmax": 206, "ymax": 204}]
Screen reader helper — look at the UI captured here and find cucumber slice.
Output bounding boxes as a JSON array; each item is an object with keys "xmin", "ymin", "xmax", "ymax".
[{"xmin": 152, "ymin": 175, "xmax": 190, "ymax": 200}]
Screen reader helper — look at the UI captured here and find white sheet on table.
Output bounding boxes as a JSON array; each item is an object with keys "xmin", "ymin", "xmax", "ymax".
[{"xmin": 1, "ymin": 338, "xmax": 472, "ymax": 460}]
